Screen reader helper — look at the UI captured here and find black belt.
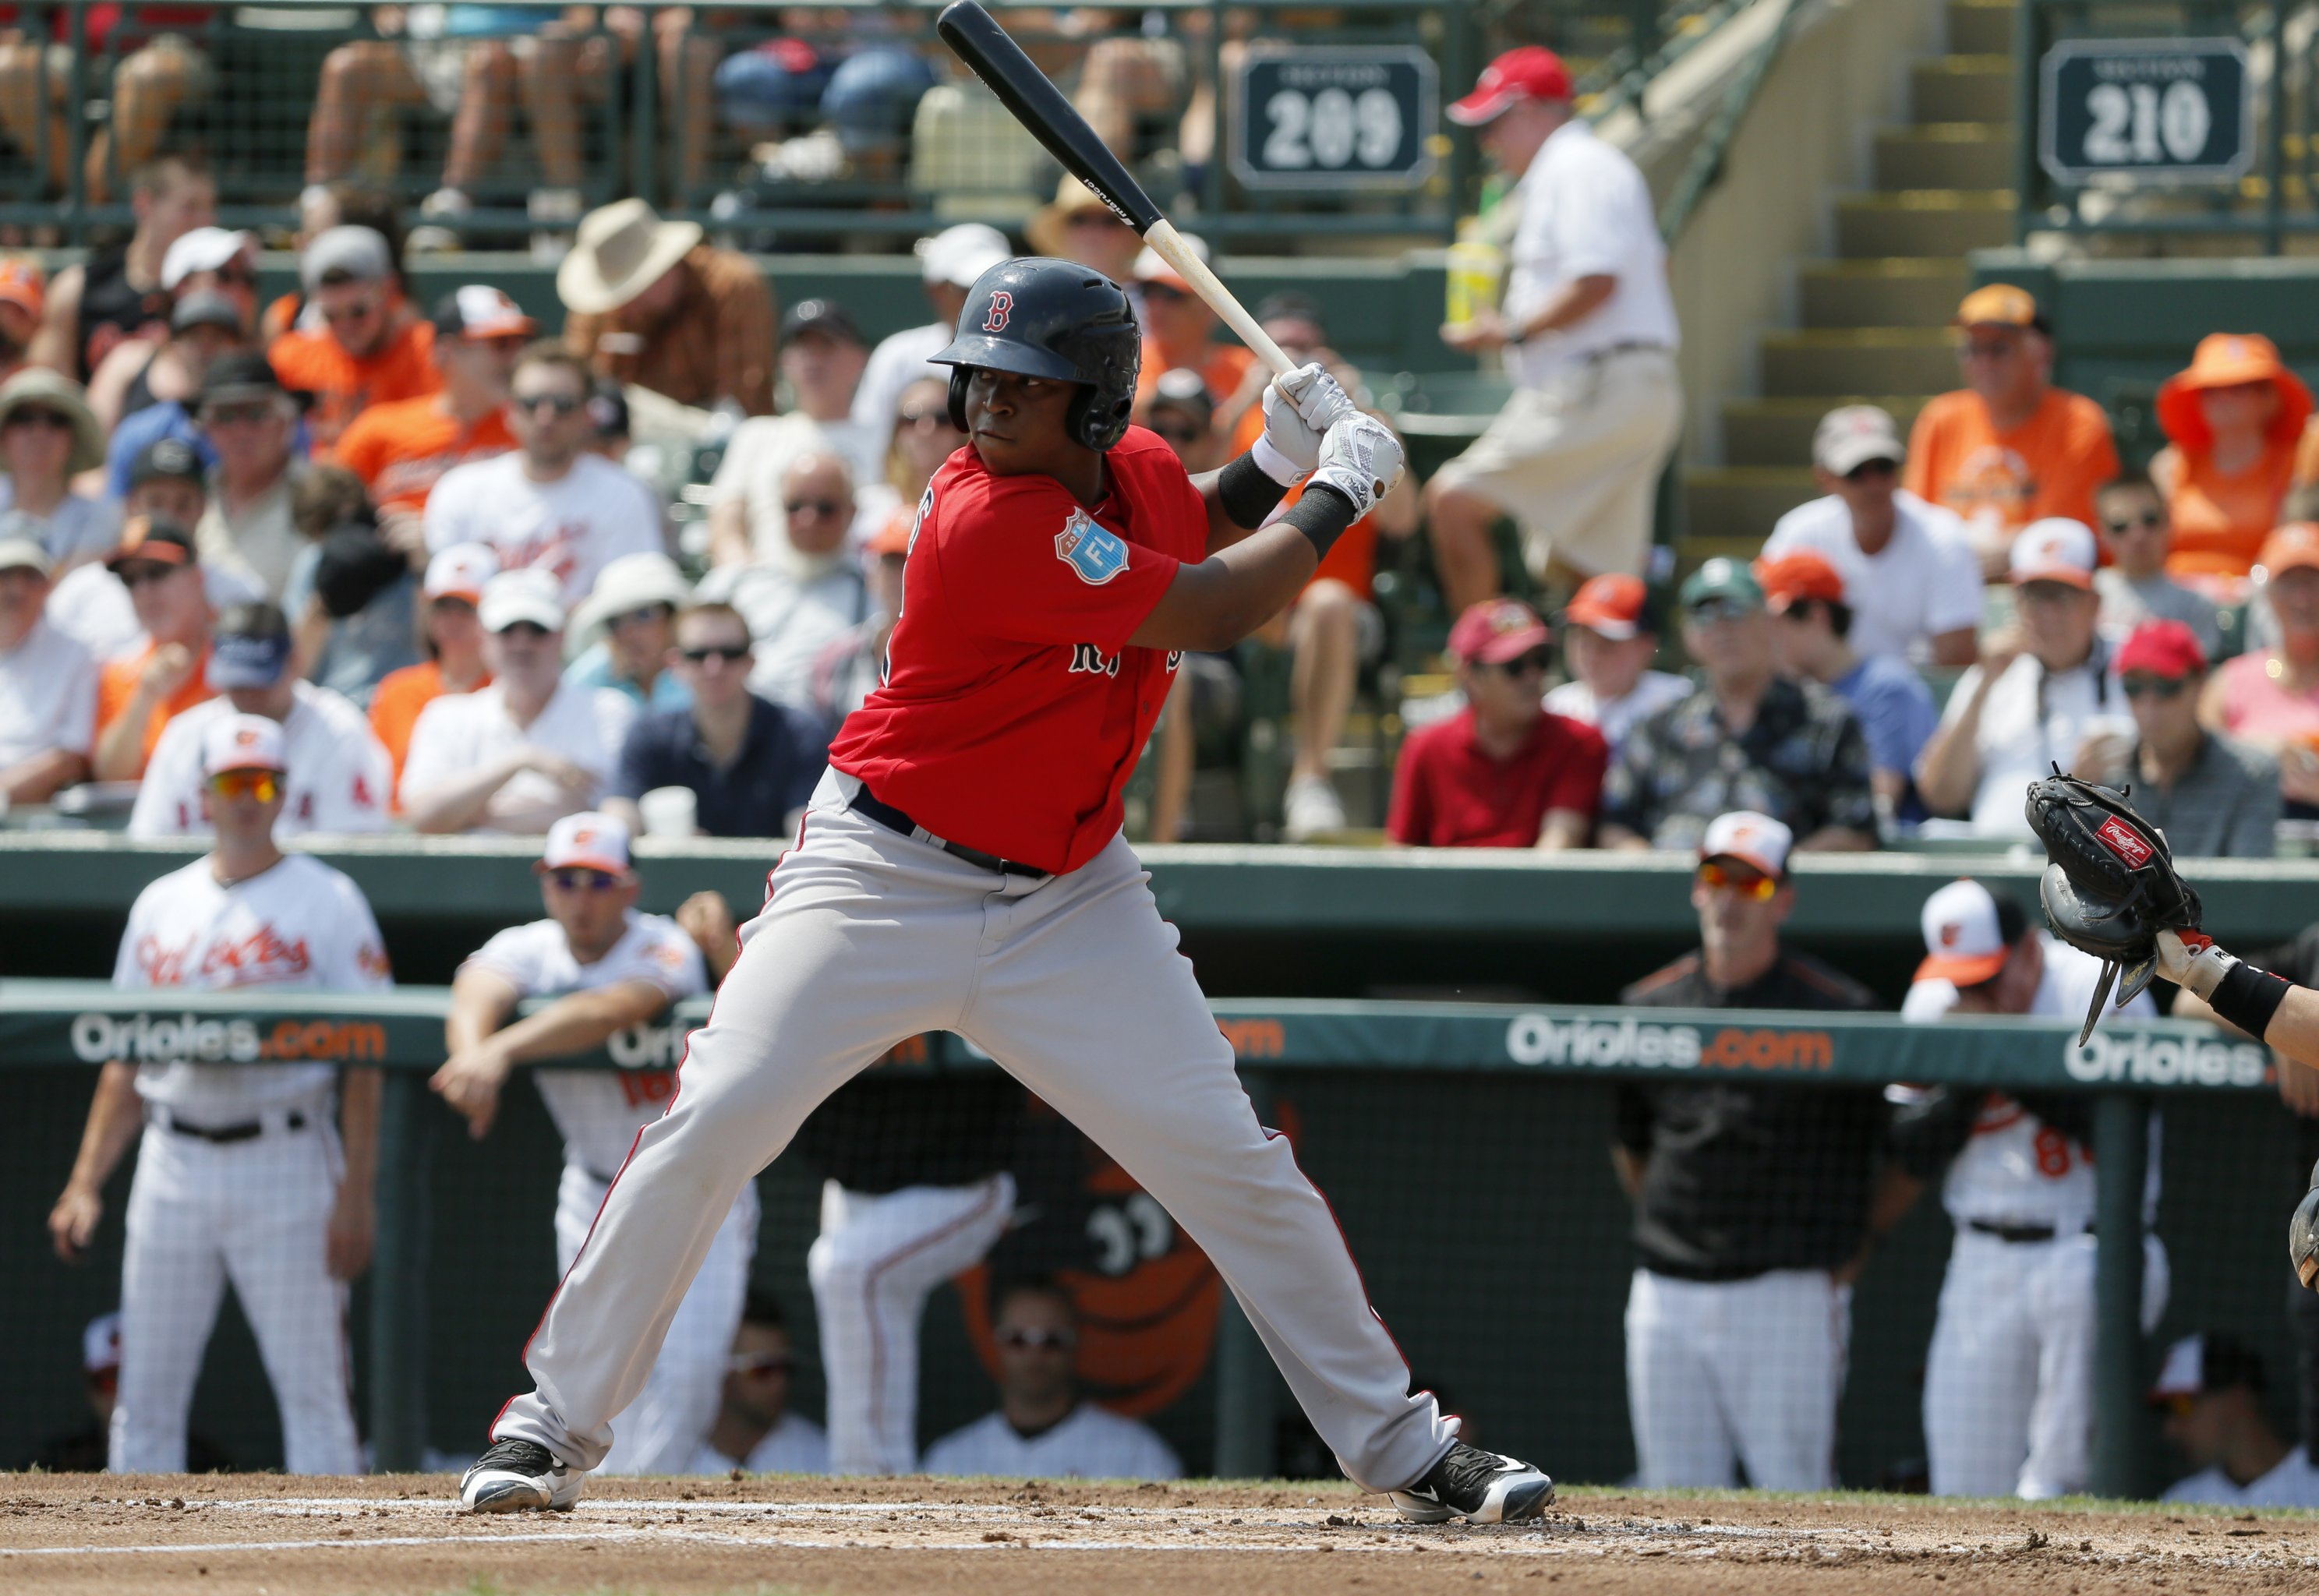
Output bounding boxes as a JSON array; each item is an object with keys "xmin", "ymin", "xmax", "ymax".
[
  {"xmin": 1582, "ymin": 340, "xmax": 1672, "ymax": 362},
  {"xmin": 849, "ymin": 786, "xmax": 1048, "ymax": 878},
  {"xmin": 161, "ymin": 1110, "xmax": 306, "ymax": 1144},
  {"xmin": 1967, "ymin": 1219, "xmax": 2093, "ymax": 1244}
]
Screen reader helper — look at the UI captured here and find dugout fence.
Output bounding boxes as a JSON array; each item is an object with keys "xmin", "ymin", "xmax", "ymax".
[{"xmin": 7, "ymin": 981, "xmax": 2310, "ymax": 1497}]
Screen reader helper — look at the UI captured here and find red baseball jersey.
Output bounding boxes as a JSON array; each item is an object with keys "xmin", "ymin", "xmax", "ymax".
[{"xmin": 829, "ymin": 427, "xmax": 1204, "ymax": 874}]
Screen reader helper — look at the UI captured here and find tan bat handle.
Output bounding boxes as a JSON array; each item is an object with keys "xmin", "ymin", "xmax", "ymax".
[{"xmin": 1142, "ymin": 219, "xmax": 1296, "ymax": 378}]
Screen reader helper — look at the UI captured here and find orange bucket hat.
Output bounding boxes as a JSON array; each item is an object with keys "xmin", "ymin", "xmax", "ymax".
[{"xmin": 2155, "ymin": 333, "xmax": 2314, "ymax": 450}]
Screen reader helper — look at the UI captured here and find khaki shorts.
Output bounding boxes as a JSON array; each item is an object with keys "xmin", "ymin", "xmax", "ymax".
[{"xmin": 1433, "ymin": 347, "xmax": 1682, "ymax": 580}]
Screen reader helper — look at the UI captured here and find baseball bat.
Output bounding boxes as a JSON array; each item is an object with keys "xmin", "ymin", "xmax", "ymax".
[{"xmin": 935, "ymin": 1, "xmax": 1295, "ymax": 378}]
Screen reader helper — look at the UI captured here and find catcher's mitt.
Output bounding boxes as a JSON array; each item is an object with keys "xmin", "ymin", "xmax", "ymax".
[{"xmin": 2024, "ymin": 770, "xmax": 2204, "ymax": 1045}]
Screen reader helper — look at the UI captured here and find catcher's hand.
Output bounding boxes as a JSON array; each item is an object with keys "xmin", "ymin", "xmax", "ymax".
[{"xmin": 2024, "ymin": 770, "xmax": 2204, "ymax": 1044}]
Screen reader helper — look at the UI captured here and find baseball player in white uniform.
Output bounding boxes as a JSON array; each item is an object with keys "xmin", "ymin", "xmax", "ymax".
[
  {"xmin": 1898, "ymin": 879, "xmax": 2168, "ymax": 1498},
  {"xmin": 128, "ymin": 601, "xmax": 394, "ymax": 839},
  {"xmin": 432, "ymin": 811, "xmax": 752, "ymax": 1476},
  {"xmin": 48, "ymin": 714, "xmax": 391, "ymax": 1474}
]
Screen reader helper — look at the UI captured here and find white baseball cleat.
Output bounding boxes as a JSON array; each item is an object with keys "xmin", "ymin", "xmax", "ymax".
[
  {"xmin": 1389, "ymin": 1442, "xmax": 1556, "ymax": 1524},
  {"xmin": 460, "ymin": 1438, "xmax": 585, "ymax": 1513}
]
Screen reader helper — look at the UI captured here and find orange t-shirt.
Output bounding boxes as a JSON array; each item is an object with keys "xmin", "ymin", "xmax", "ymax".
[
  {"xmin": 1227, "ymin": 403, "xmax": 1383, "ymax": 600},
  {"xmin": 369, "ymin": 659, "xmax": 489, "ymax": 786},
  {"xmin": 1904, "ymin": 387, "xmax": 2119, "ymax": 536},
  {"xmin": 269, "ymin": 317, "xmax": 441, "ymax": 448},
  {"xmin": 2165, "ymin": 436, "xmax": 2298, "ymax": 580},
  {"xmin": 96, "ymin": 640, "xmax": 215, "ymax": 775},
  {"xmin": 1137, "ymin": 339, "xmax": 1257, "ymax": 408},
  {"xmin": 328, "ymin": 395, "xmax": 516, "ymax": 517}
]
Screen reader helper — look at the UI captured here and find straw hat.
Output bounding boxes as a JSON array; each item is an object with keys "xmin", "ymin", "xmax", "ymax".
[
  {"xmin": 1026, "ymin": 175, "xmax": 1120, "ymax": 259},
  {"xmin": 2155, "ymin": 333, "xmax": 2314, "ymax": 450},
  {"xmin": 0, "ymin": 366, "xmax": 104, "ymax": 476},
  {"xmin": 557, "ymin": 199, "xmax": 705, "ymax": 316}
]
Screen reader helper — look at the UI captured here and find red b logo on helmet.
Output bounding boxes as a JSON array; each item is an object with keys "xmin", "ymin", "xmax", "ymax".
[{"xmin": 982, "ymin": 291, "xmax": 1013, "ymax": 333}]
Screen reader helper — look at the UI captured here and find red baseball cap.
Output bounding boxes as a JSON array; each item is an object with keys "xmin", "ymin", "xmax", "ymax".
[
  {"xmin": 1755, "ymin": 549, "xmax": 1847, "ymax": 613},
  {"xmin": 1448, "ymin": 48, "xmax": 1574, "ymax": 126},
  {"xmin": 1564, "ymin": 573, "xmax": 1649, "ymax": 641},
  {"xmin": 2115, "ymin": 618, "xmax": 2208, "ymax": 679},
  {"xmin": 1448, "ymin": 598, "xmax": 1551, "ymax": 665}
]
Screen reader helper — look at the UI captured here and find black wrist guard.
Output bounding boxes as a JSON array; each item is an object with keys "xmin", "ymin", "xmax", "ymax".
[
  {"xmin": 1218, "ymin": 451, "xmax": 1290, "ymax": 530},
  {"xmin": 1284, "ymin": 482, "xmax": 1359, "ymax": 562},
  {"xmin": 2211, "ymin": 959, "xmax": 2293, "ymax": 1042}
]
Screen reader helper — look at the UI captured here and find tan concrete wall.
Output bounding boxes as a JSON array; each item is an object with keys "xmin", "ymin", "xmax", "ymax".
[{"xmin": 1619, "ymin": 0, "xmax": 1951, "ymax": 466}]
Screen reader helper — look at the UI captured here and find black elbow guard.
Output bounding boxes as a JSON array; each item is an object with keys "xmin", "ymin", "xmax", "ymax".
[
  {"xmin": 1217, "ymin": 451, "xmax": 1290, "ymax": 530},
  {"xmin": 1283, "ymin": 482, "xmax": 1359, "ymax": 562}
]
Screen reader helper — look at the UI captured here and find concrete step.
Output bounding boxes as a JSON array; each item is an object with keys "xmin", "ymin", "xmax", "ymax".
[
  {"xmin": 1759, "ymin": 327, "xmax": 1958, "ymax": 395},
  {"xmin": 1721, "ymin": 394, "xmax": 1935, "ymax": 468},
  {"xmin": 1875, "ymin": 122, "xmax": 2017, "ymax": 190},
  {"xmin": 1946, "ymin": 0, "xmax": 2016, "ymax": 58},
  {"xmin": 1798, "ymin": 257, "xmax": 1970, "ymax": 328},
  {"xmin": 1912, "ymin": 55, "xmax": 2015, "ymax": 123},
  {"xmin": 1684, "ymin": 466, "xmax": 1819, "ymax": 542},
  {"xmin": 1834, "ymin": 189, "xmax": 2015, "ymax": 256}
]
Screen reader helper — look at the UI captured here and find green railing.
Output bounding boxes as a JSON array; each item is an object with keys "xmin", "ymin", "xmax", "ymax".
[
  {"xmin": 0, "ymin": 0, "xmax": 1768, "ymax": 249},
  {"xmin": 0, "ymin": 980, "xmax": 2274, "ymax": 1492}
]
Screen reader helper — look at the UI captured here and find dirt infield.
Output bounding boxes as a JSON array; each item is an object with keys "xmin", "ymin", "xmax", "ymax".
[{"xmin": 4, "ymin": 1471, "xmax": 2317, "ymax": 1594}]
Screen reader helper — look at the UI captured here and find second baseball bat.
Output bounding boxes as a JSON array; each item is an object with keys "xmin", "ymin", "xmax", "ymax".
[{"xmin": 935, "ymin": 1, "xmax": 1293, "ymax": 377}]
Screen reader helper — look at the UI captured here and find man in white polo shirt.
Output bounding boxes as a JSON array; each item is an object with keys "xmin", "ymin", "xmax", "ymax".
[
  {"xmin": 0, "ymin": 535, "xmax": 97, "ymax": 803},
  {"xmin": 1425, "ymin": 47, "xmax": 1682, "ymax": 611},
  {"xmin": 1760, "ymin": 406, "xmax": 1982, "ymax": 667},
  {"xmin": 1915, "ymin": 518, "xmax": 2125, "ymax": 836},
  {"xmin": 129, "ymin": 600, "xmax": 394, "ymax": 838},
  {"xmin": 433, "ymin": 810, "xmax": 751, "ymax": 1476},
  {"xmin": 921, "ymin": 1279, "xmax": 1179, "ymax": 1481},
  {"xmin": 2152, "ymin": 1333, "xmax": 2319, "ymax": 1508},
  {"xmin": 401, "ymin": 569, "xmax": 637, "ymax": 834}
]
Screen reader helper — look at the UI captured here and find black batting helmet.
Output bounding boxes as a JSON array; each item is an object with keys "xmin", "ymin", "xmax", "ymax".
[{"xmin": 933, "ymin": 257, "xmax": 1140, "ymax": 452}]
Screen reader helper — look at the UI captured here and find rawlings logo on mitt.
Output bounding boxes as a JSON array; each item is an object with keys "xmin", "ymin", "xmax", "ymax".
[{"xmin": 2024, "ymin": 770, "xmax": 2204, "ymax": 1045}]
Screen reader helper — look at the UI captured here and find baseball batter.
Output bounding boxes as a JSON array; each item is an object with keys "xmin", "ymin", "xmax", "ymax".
[
  {"xmin": 462, "ymin": 257, "xmax": 1551, "ymax": 1523},
  {"xmin": 48, "ymin": 714, "xmax": 391, "ymax": 1474},
  {"xmin": 1899, "ymin": 880, "xmax": 2167, "ymax": 1498},
  {"xmin": 433, "ymin": 811, "xmax": 751, "ymax": 1477}
]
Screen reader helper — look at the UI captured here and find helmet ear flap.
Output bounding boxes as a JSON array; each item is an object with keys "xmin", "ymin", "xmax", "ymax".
[{"xmin": 946, "ymin": 367, "xmax": 972, "ymax": 435}]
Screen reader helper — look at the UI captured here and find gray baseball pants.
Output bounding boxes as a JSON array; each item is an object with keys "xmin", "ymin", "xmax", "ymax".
[{"xmin": 493, "ymin": 772, "xmax": 1454, "ymax": 1491}]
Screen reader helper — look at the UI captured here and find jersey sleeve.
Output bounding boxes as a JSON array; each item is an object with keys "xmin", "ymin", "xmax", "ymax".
[
  {"xmin": 928, "ymin": 472, "xmax": 1182, "ymax": 653},
  {"xmin": 125, "ymin": 713, "xmax": 200, "ymax": 837},
  {"xmin": 327, "ymin": 875, "xmax": 394, "ymax": 990},
  {"xmin": 111, "ymin": 887, "xmax": 156, "ymax": 988},
  {"xmin": 617, "ymin": 919, "xmax": 709, "ymax": 1000},
  {"xmin": 420, "ymin": 463, "xmax": 472, "ymax": 554},
  {"xmin": 464, "ymin": 922, "xmax": 547, "ymax": 994},
  {"xmin": 327, "ymin": 411, "xmax": 385, "ymax": 487}
]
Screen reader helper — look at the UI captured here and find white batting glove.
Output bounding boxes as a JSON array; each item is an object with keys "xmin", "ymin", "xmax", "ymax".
[
  {"xmin": 1307, "ymin": 413, "xmax": 1404, "ymax": 520},
  {"xmin": 1252, "ymin": 362, "xmax": 1354, "ymax": 484},
  {"xmin": 2157, "ymin": 928, "xmax": 2237, "ymax": 1001}
]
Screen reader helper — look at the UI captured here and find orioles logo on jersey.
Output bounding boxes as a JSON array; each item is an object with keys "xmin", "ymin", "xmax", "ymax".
[
  {"xmin": 137, "ymin": 927, "xmax": 313, "ymax": 987},
  {"xmin": 1054, "ymin": 506, "xmax": 1129, "ymax": 585},
  {"xmin": 982, "ymin": 291, "xmax": 1013, "ymax": 332}
]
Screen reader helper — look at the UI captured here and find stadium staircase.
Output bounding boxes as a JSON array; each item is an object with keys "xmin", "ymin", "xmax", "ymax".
[{"xmin": 1679, "ymin": 0, "xmax": 2018, "ymax": 566}]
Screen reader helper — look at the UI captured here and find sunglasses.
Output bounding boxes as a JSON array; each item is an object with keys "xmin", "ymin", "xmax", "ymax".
[
  {"xmin": 998, "ymin": 1326, "xmax": 1076, "ymax": 1351},
  {"xmin": 1490, "ymin": 650, "xmax": 1552, "ymax": 677},
  {"xmin": 116, "ymin": 561, "xmax": 184, "ymax": 588},
  {"xmin": 513, "ymin": 392, "xmax": 583, "ymax": 416},
  {"xmin": 1152, "ymin": 423, "xmax": 1204, "ymax": 447},
  {"xmin": 784, "ymin": 498, "xmax": 844, "ymax": 518},
  {"xmin": 728, "ymin": 1353, "xmax": 796, "ymax": 1377},
  {"xmin": 896, "ymin": 406, "xmax": 956, "ymax": 430},
  {"xmin": 1686, "ymin": 598, "xmax": 1756, "ymax": 623},
  {"xmin": 680, "ymin": 643, "xmax": 750, "ymax": 663},
  {"xmin": 2122, "ymin": 675, "xmax": 2190, "ymax": 699},
  {"xmin": 210, "ymin": 265, "xmax": 256, "ymax": 288},
  {"xmin": 544, "ymin": 868, "xmax": 621, "ymax": 892},
  {"xmin": 2104, "ymin": 511, "xmax": 2165, "ymax": 535},
  {"xmin": 4, "ymin": 408, "xmax": 68, "ymax": 430},
  {"xmin": 1697, "ymin": 860, "xmax": 1780, "ymax": 901},
  {"xmin": 1963, "ymin": 338, "xmax": 2023, "ymax": 362},
  {"xmin": 203, "ymin": 401, "xmax": 276, "ymax": 427},
  {"xmin": 1843, "ymin": 459, "xmax": 1897, "ymax": 483},
  {"xmin": 1141, "ymin": 281, "xmax": 1190, "ymax": 303},
  {"xmin": 208, "ymin": 768, "xmax": 280, "ymax": 803},
  {"xmin": 320, "ymin": 298, "xmax": 382, "ymax": 326}
]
